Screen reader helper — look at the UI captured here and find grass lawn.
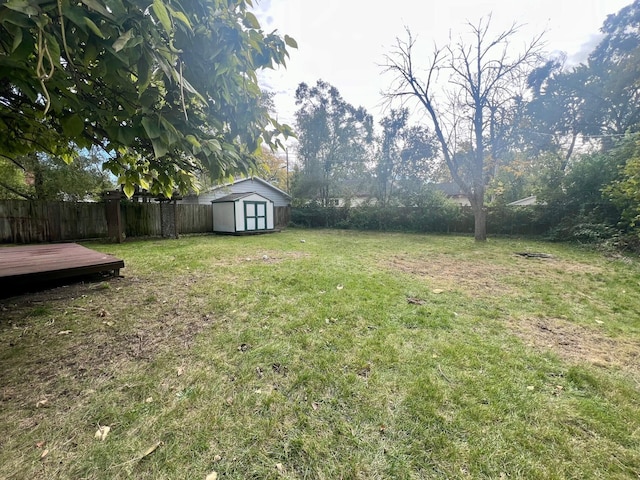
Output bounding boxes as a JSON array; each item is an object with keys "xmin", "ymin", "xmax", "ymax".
[{"xmin": 1, "ymin": 229, "xmax": 639, "ymax": 479}]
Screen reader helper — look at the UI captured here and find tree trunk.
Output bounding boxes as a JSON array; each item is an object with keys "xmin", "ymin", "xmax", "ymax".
[{"xmin": 473, "ymin": 204, "xmax": 487, "ymax": 241}]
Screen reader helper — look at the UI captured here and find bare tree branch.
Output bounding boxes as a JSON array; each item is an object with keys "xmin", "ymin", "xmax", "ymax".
[{"xmin": 383, "ymin": 17, "xmax": 544, "ymax": 241}]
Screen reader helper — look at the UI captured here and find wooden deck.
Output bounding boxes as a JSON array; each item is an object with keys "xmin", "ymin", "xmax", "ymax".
[{"xmin": 0, "ymin": 243, "xmax": 124, "ymax": 290}]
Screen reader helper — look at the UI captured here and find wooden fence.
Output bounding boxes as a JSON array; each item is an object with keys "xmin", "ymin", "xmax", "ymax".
[
  {"xmin": 0, "ymin": 200, "xmax": 108, "ymax": 243},
  {"xmin": 274, "ymin": 206, "xmax": 290, "ymax": 230},
  {"xmin": 0, "ymin": 200, "xmax": 290, "ymax": 243}
]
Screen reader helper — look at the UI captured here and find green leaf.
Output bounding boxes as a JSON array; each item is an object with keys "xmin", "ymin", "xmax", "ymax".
[
  {"xmin": 137, "ymin": 54, "xmax": 151, "ymax": 95},
  {"xmin": 169, "ymin": 8, "xmax": 192, "ymax": 31},
  {"xmin": 152, "ymin": 0, "xmax": 172, "ymax": 35},
  {"xmin": 112, "ymin": 29, "xmax": 134, "ymax": 52},
  {"xmin": 284, "ymin": 35, "xmax": 298, "ymax": 49},
  {"xmin": 151, "ymin": 137, "xmax": 169, "ymax": 158},
  {"xmin": 243, "ymin": 11, "xmax": 260, "ymax": 29},
  {"xmin": 63, "ymin": 6, "xmax": 89, "ymax": 31},
  {"xmin": 185, "ymin": 135, "xmax": 201, "ymax": 148},
  {"xmin": 80, "ymin": 0, "xmax": 112, "ymax": 18},
  {"xmin": 11, "ymin": 27, "xmax": 23, "ymax": 53},
  {"xmin": 60, "ymin": 115, "xmax": 84, "ymax": 137},
  {"xmin": 160, "ymin": 117, "xmax": 179, "ymax": 145},
  {"xmin": 3, "ymin": 0, "xmax": 39, "ymax": 17},
  {"xmin": 123, "ymin": 181, "xmax": 135, "ymax": 198},
  {"xmin": 141, "ymin": 116, "xmax": 162, "ymax": 139},
  {"xmin": 84, "ymin": 17, "xmax": 105, "ymax": 39},
  {"xmin": 83, "ymin": 41, "xmax": 98, "ymax": 65},
  {"xmin": 138, "ymin": 177, "xmax": 150, "ymax": 190}
]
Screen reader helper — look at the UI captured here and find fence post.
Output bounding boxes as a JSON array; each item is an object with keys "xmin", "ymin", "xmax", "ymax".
[
  {"xmin": 158, "ymin": 197, "xmax": 180, "ymax": 239},
  {"xmin": 103, "ymin": 190, "xmax": 123, "ymax": 243}
]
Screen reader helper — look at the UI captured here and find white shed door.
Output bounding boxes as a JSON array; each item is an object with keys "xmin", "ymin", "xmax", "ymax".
[
  {"xmin": 244, "ymin": 201, "xmax": 266, "ymax": 230},
  {"xmin": 256, "ymin": 203, "xmax": 266, "ymax": 229}
]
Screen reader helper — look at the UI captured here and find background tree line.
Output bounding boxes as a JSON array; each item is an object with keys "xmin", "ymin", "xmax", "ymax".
[
  {"xmin": 3, "ymin": 0, "xmax": 640, "ymax": 249},
  {"xmin": 291, "ymin": 1, "xmax": 640, "ymax": 248}
]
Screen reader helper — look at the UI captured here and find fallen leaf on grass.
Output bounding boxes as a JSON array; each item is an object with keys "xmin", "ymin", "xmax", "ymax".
[
  {"xmin": 36, "ymin": 441, "xmax": 46, "ymax": 448},
  {"xmin": 275, "ymin": 463, "xmax": 284, "ymax": 473},
  {"xmin": 205, "ymin": 472, "xmax": 218, "ymax": 480},
  {"xmin": 407, "ymin": 297, "xmax": 426, "ymax": 305},
  {"xmin": 272, "ymin": 363, "xmax": 287, "ymax": 375},
  {"xmin": 94, "ymin": 425, "xmax": 110, "ymax": 441},
  {"xmin": 57, "ymin": 330, "xmax": 72, "ymax": 335},
  {"xmin": 336, "ymin": 284, "xmax": 344, "ymax": 290},
  {"xmin": 141, "ymin": 441, "xmax": 163, "ymax": 459},
  {"xmin": 36, "ymin": 398, "xmax": 49, "ymax": 408},
  {"xmin": 145, "ymin": 397, "xmax": 153, "ymax": 403},
  {"xmin": 40, "ymin": 449, "xmax": 49, "ymax": 460},
  {"xmin": 527, "ymin": 385, "xmax": 535, "ymax": 391},
  {"xmin": 177, "ymin": 366, "xmax": 185, "ymax": 376},
  {"xmin": 311, "ymin": 402, "xmax": 319, "ymax": 411},
  {"xmin": 432, "ymin": 289, "xmax": 445, "ymax": 294}
]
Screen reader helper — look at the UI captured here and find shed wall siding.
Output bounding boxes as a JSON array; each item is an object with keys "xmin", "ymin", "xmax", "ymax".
[
  {"xmin": 234, "ymin": 202, "xmax": 244, "ymax": 232},
  {"xmin": 213, "ymin": 203, "xmax": 236, "ymax": 232}
]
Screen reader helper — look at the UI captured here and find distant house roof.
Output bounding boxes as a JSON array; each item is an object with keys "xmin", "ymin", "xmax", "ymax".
[
  {"xmin": 180, "ymin": 177, "xmax": 291, "ymax": 207},
  {"xmin": 432, "ymin": 182, "xmax": 466, "ymax": 196},
  {"xmin": 507, "ymin": 195, "xmax": 541, "ymax": 206},
  {"xmin": 213, "ymin": 177, "xmax": 291, "ymax": 200}
]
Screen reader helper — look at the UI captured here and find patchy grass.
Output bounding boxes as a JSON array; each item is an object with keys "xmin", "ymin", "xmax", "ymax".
[{"xmin": 1, "ymin": 230, "xmax": 639, "ymax": 479}]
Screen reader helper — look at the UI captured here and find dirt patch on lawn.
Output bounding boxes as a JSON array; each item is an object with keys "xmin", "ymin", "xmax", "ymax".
[
  {"xmin": 383, "ymin": 253, "xmax": 603, "ymax": 297},
  {"xmin": 0, "ymin": 273, "xmax": 215, "ymax": 408},
  {"xmin": 384, "ymin": 254, "xmax": 512, "ymax": 296},
  {"xmin": 212, "ymin": 250, "xmax": 310, "ymax": 267},
  {"xmin": 508, "ymin": 316, "xmax": 640, "ymax": 377}
]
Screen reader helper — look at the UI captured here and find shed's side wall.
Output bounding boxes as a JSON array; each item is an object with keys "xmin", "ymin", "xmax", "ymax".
[
  {"xmin": 234, "ymin": 201, "xmax": 245, "ymax": 232},
  {"xmin": 213, "ymin": 203, "xmax": 236, "ymax": 232}
]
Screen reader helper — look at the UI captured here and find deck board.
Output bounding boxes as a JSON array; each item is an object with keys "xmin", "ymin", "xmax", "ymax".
[{"xmin": 0, "ymin": 243, "xmax": 124, "ymax": 289}]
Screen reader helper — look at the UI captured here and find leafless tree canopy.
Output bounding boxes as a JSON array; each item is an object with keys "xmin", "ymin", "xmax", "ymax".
[{"xmin": 383, "ymin": 17, "xmax": 544, "ymax": 240}]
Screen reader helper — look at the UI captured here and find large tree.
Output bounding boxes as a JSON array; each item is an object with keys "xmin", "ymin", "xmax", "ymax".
[
  {"xmin": 376, "ymin": 108, "xmax": 438, "ymax": 206},
  {"xmin": 294, "ymin": 80, "xmax": 373, "ymax": 206},
  {"xmin": 0, "ymin": 0, "xmax": 295, "ymax": 197},
  {"xmin": 0, "ymin": 150, "xmax": 113, "ymax": 200},
  {"xmin": 384, "ymin": 19, "xmax": 543, "ymax": 240}
]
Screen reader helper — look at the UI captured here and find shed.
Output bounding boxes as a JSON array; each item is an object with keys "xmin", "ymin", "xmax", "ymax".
[{"xmin": 212, "ymin": 192, "xmax": 275, "ymax": 234}]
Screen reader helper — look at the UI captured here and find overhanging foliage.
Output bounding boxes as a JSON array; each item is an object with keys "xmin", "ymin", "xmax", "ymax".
[{"xmin": 0, "ymin": 0, "xmax": 295, "ymax": 196}]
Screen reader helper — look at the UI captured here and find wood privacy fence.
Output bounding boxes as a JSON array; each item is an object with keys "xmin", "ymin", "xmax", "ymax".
[{"xmin": 0, "ymin": 200, "xmax": 291, "ymax": 243}]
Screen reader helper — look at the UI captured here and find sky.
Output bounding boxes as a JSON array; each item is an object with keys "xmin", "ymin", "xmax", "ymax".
[{"xmin": 254, "ymin": 0, "xmax": 631, "ymax": 132}]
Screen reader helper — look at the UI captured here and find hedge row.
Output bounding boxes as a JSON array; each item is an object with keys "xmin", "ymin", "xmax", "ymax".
[{"xmin": 291, "ymin": 204, "xmax": 616, "ymax": 237}]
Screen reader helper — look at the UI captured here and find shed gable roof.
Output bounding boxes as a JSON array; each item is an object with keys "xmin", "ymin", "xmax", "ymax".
[{"xmin": 211, "ymin": 192, "xmax": 271, "ymax": 203}]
